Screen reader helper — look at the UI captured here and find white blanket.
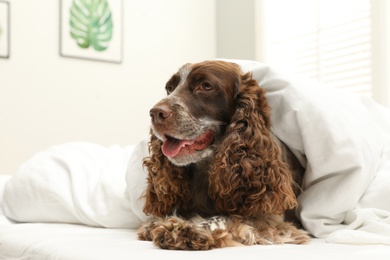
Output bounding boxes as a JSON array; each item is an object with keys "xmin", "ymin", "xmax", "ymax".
[
  {"xmin": 2, "ymin": 60, "xmax": 390, "ymax": 245},
  {"xmin": 232, "ymin": 60, "xmax": 390, "ymax": 245},
  {"xmin": 1, "ymin": 142, "xmax": 141, "ymax": 228}
]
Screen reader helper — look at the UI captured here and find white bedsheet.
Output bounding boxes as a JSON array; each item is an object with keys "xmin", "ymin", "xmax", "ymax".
[
  {"xmin": 1, "ymin": 60, "xmax": 390, "ymax": 250},
  {"xmin": 1, "ymin": 216, "xmax": 390, "ymax": 260}
]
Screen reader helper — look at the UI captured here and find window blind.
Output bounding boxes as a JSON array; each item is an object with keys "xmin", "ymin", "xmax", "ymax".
[{"xmin": 261, "ymin": 0, "xmax": 372, "ymax": 96}]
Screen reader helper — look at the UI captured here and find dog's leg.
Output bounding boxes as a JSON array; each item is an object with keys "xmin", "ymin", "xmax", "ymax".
[
  {"xmin": 196, "ymin": 216, "xmax": 243, "ymax": 248},
  {"xmin": 137, "ymin": 215, "xmax": 243, "ymax": 250},
  {"xmin": 137, "ymin": 217, "xmax": 159, "ymax": 241},
  {"xmin": 203, "ymin": 215, "xmax": 310, "ymax": 246},
  {"xmin": 137, "ymin": 216, "xmax": 215, "ymax": 250},
  {"xmin": 137, "ymin": 215, "xmax": 310, "ymax": 250},
  {"xmin": 250, "ymin": 215, "xmax": 310, "ymax": 245}
]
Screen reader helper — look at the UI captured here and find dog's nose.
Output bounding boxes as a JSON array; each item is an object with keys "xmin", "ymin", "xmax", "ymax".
[{"xmin": 149, "ymin": 104, "xmax": 172, "ymax": 124}]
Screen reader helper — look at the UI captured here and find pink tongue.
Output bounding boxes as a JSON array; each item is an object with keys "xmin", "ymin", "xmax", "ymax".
[
  {"xmin": 162, "ymin": 139, "xmax": 195, "ymax": 157},
  {"xmin": 161, "ymin": 131, "xmax": 214, "ymax": 158}
]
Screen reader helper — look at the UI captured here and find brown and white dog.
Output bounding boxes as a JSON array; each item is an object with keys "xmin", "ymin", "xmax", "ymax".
[{"xmin": 137, "ymin": 60, "xmax": 309, "ymax": 250}]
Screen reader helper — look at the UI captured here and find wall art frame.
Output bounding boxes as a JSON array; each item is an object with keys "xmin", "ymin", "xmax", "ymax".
[
  {"xmin": 0, "ymin": 0, "xmax": 10, "ymax": 59},
  {"xmin": 59, "ymin": 0, "xmax": 123, "ymax": 63}
]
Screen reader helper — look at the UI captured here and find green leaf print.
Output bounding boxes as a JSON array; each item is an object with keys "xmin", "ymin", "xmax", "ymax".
[{"xmin": 69, "ymin": 0, "xmax": 113, "ymax": 51}]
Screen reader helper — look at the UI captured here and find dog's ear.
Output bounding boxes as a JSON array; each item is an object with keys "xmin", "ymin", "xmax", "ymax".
[
  {"xmin": 142, "ymin": 131, "xmax": 192, "ymax": 217},
  {"xmin": 209, "ymin": 72, "xmax": 297, "ymax": 217}
]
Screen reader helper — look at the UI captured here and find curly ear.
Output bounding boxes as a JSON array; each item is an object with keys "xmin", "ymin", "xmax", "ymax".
[
  {"xmin": 142, "ymin": 131, "xmax": 192, "ymax": 217},
  {"xmin": 209, "ymin": 72, "xmax": 297, "ymax": 217}
]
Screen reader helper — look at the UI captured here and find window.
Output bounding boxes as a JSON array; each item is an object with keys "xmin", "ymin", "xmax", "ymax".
[{"xmin": 257, "ymin": 0, "xmax": 390, "ymax": 105}]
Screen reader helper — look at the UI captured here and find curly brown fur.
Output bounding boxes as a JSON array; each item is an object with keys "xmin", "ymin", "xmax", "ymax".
[
  {"xmin": 138, "ymin": 215, "xmax": 308, "ymax": 250},
  {"xmin": 139, "ymin": 60, "xmax": 309, "ymax": 250},
  {"xmin": 209, "ymin": 73, "xmax": 297, "ymax": 217},
  {"xmin": 142, "ymin": 134, "xmax": 193, "ymax": 217}
]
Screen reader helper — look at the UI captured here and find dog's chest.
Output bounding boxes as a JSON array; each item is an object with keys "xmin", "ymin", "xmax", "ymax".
[{"xmin": 187, "ymin": 160, "xmax": 221, "ymax": 217}]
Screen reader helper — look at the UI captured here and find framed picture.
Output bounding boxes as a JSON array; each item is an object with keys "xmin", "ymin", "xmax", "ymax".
[
  {"xmin": 60, "ymin": 0, "xmax": 123, "ymax": 63},
  {"xmin": 0, "ymin": 0, "xmax": 10, "ymax": 59}
]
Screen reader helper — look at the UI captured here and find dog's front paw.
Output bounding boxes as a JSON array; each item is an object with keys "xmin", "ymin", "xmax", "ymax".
[
  {"xmin": 137, "ymin": 219, "xmax": 158, "ymax": 241},
  {"xmin": 172, "ymin": 225, "xmax": 214, "ymax": 250},
  {"xmin": 142, "ymin": 216, "xmax": 214, "ymax": 250}
]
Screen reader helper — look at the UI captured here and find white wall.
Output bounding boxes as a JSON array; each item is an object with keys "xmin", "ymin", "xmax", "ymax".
[
  {"xmin": 0, "ymin": 0, "xmax": 217, "ymax": 174},
  {"xmin": 371, "ymin": 0, "xmax": 390, "ymax": 106},
  {"xmin": 216, "ymin": 0, "xmax": 256, "ymax": 60}
]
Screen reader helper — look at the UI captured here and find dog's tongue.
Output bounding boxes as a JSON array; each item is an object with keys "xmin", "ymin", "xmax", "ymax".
[
  {"xmin": 161, "ymin": 131, "xmax": 213, "ymax": 157},
  {"xmin": 162, "ymin": 138, "xmax": 195, "ymax": 157}
]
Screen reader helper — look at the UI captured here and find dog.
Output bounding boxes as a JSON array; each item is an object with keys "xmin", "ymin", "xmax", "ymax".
[{"xmin": 137, "ymin": 60, "xmax": 309, "ymax": 250}]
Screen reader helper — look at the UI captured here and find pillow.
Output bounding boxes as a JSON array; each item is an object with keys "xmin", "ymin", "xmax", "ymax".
[{"xmin": 1, "ymin": 142, "xmax": 141, "ymax": 228}]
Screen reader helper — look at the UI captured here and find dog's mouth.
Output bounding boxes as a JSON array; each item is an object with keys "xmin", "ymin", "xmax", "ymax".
[{"xmin": 161, "ymin": 130, "xmax": 214, "ymax": 158}]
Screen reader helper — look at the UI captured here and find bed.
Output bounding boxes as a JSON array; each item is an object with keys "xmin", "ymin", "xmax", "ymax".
[
  {"xmin": 1, "ymin": 60, "xmax": 390, "ymax": 259},
  {"xmin": 1, "ymin": 173, "xmax": 390, "ymax": 259}
]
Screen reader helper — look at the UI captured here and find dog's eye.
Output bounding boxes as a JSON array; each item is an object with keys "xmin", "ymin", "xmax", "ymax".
[
  {"xmin": 200, "ymin": 82, "xmax": 214, "ymax": 91},
  {"xmin": 166, "ymin": 85, "xmax": 174, "ymax": 95}
]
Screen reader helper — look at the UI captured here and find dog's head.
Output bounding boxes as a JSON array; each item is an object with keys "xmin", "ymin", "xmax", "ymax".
[{"xmin": 149, "ymin": 60, "xmax": 252, "ymax": 166}]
